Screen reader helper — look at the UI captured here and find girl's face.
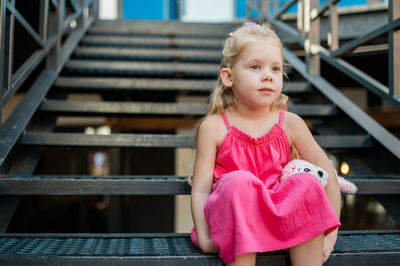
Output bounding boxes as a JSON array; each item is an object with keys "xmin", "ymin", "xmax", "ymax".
[{"xmin": 223, "ymin": 37, "xmax": 283, "ymax": 112}]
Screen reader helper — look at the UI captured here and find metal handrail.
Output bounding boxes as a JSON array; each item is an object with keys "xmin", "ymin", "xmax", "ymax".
[
  {"xmin": 248, "ymin": 0, "xmax": 400, "ymax": 110},
  {"xmin": 0, "ymin": 0, "xmax": 98, "ymax": 167},
  {"xmin": 246, "ymin": 0, "xmax": 400, "ymax": 160}
]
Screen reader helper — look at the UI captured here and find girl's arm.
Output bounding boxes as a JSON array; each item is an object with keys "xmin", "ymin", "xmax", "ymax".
[
  {"xmin": 191, "ymin": 116, "xmax": 220, "ymax": 253},
  {"xmin": 285, "ymin": 112, "xmax": 341, "ymax": 245}
]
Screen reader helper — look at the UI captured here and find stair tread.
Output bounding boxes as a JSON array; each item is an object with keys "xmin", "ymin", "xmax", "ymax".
[
  {"xmin": 55, "ymin": 77, "xmax": 216, "ymax": 92},
  {"xmin": 40, "ymin": 100, "xmax": 339, "ymax": 117},
  {"xmin": 17, "ymin": 132, "xmax": 374, "ymax": 148},
  {"xmin": 75, "ymin": 46, "xmax": 221, "ymax": 56},
  {"xmin": 90, "ymin": 20, "xmax": 236, "ymax": 36},
  {"xmin": 19, "ymin": 132, "xmax": 194, "ymax": 148},
  {"xmin": 66, "ymin": 60, "xmax": 220, "ymax": 71},
  {"xmin": 81, "ymin": 35, "xmax": 224, "ymax": 48},
  {"xmin": 54, "ymin": 77, "xmax": 311, "ymax": 94},
  {"xmin": 74, "ymin": 47, "xmax": 221, "ymax": 61},
  {"xmin": 0, "ymin": 175, "xmax": 398, "ymax": 195},
  {"xmin": 65, "ymin": 60, "xmax": 220, "ymax": 76},
  {"xmin": 0, "ymin": 175, "xmax": 191, "ymax": 195},
  {"xmin": 0, "ymin": 232, "xmax": 399, "ymax": 263},
  {"xmin": 40, "ymin": 101, "xmax": 209, "ymax": 116}
]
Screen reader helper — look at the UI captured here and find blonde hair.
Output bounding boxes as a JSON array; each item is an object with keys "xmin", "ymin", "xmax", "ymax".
[{"xmin": 208, "ymin": 22, "xmax": 288, "ymax": 116}]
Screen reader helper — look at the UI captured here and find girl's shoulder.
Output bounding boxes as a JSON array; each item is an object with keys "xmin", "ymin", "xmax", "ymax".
[
  {"xmin": 282, "ymin": 111, "xmax": 308, "ymax": 142},
  {"xmin": 198, "ymin": 113, "xmax": 227, "ymax": 146},
  {"xmin": 199, "ymin": 113, "xmax": 224, "ymax": 130},
  {"xmin": 283, "ymin": 111, "xmax": 303, "ymax": 125}
]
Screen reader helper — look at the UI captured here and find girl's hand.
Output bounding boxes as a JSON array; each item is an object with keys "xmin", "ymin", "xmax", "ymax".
[
  {"xmin": 200, "ymin": 238, "xmax": 219, "ymax": 254},
  {"xmin": 323, "ymin": 237, "xmax": 334, "ymax": 263}
]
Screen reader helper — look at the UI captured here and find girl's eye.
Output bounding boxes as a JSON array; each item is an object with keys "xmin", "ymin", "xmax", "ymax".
[
  {"xmin": 250, "ymin": 64, "xmax": 260, "ymax": 70},
  {"xmin": 272, "ymin": 66, "xmax": 281, "ymax": 72}
]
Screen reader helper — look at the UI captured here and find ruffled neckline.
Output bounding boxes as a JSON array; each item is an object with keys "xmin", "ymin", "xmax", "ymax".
[{"xmin": 230, "ymin": 123, "xmax": 283, "ymax": 144}]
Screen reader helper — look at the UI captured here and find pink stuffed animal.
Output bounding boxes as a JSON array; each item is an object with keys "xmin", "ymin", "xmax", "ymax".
[{"xmin": 280, "ymin": 159, "xmax": 357, "ymax": 194}]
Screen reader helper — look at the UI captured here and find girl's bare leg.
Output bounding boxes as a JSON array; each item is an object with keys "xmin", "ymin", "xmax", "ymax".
[
  {"xmin": 288, "ymin": 233, "xmax": 324, "ymax": 266},
  {"xmin": 228, "ymin": 252, "xmax": 257, "ymax": 266}
]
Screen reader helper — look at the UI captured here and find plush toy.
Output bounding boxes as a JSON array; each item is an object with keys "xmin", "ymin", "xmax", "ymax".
[{"xmin": 280, "ymin": 159, "xmax": 357, "ymax": 194}]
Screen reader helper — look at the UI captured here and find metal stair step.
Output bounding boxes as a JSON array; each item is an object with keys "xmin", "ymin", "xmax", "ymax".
[
  {"xmin": 74, "ymin": 47, "xmax": 221, "ymax": 62},
  {"xmin": 0, "ymin": 176, "xmax": 190, "ymax": 195},
  {"xmin": 19, "ymin": 132, "xmax": 194, "ymax": 148},
  {"xmin": 89, "ymin": 20, "xmax": 236, "ymax": 37},
  {"xmin": 0, "ymin": 175, "xmax": 398, "ymax": 195},
  {"xmin": 40, "ymin": 100, "xmax": 339, "ymax": 117},
  {"xmin": 40, "ymin": 101, "xmax": 209, "ymax": 116},
  {"xmin": 55, "ymin": 77, "xmax": 216, "ymax": 93},
  {"xmin": 347, "ymin": 176, "xmax": 400, "ymax": 195},
  {"xmin": 81, "ymin": 35, "xmax": 224, "ymax": 49},
  {"xmin": 289, "ymin": 104, "xmax": 340, "ymax": 116},
  {"xmin": 54, "ymin": 77, "xmax": 312, "ymax": 94},
  {"xmin": 17, "ymin": 132, "xmax": 374, "ymax": 149},
  {"xmin": 0, "ymin": 232, "xmax": 399, "ymax": 265},
  {"xmin": 65, "ymin": 60, "xmax": 219, "ymax": 77}
]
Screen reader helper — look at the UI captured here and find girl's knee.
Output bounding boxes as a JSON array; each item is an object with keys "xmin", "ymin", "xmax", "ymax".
[
  {"xmin": 288, "ymin": 233, "xmax": 324, "ymax": 266},
  {"xmin": 228, "ymin": 252, "xmax": 257, "ymax": 266},
  {"xmin": 216, "ymin": 170, "xmax": 260, "ymax": 195},
  {"xmin": 222, "ymin": 170, "xmax": 258, "ymax": 187}
]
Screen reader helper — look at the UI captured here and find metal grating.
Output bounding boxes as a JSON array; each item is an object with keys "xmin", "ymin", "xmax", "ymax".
[
  {"xmin": 0, "ymin": 235, "xmax": 201, "ymax": 256},
  {"xmin": 334, "ymin": 233, "xmax": 400, "ymax": 253},
  {"xmin": 1, "ymin": 233, "xmax": 400, "ymax": 256}
]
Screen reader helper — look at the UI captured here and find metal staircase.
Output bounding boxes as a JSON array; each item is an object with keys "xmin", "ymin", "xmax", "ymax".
[{"xmin": 1, "ymin": 0, "xmax": 400, "ymax": 265}]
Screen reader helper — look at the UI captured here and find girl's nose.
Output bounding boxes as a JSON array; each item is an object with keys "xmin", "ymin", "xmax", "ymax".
[{"xmin": 262, "ymin": 71, "xmax": 273, "ymax": 82}]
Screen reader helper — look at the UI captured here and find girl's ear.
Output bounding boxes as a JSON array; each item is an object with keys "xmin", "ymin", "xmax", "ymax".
[{"xmin": 220, "ymin": 67, "xmax": 233, "ymax": 88}]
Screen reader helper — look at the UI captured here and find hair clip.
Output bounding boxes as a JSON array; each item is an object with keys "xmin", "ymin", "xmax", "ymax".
[
  {"xmin": 245, "ymin": 22, "xmax": 261, "ymax": 28},
  {"xmin": 229, "ymin": 32, "xmax": 234, "ymax": 38}
]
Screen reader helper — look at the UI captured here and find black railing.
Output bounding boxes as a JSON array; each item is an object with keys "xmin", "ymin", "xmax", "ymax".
[
  {"xmin": 246, "ymin": 0, "xmax": 400, "ymax": 159},
  {"xmin": 0, "ymin": 0, "xmax": 98, "ymax": 167}
]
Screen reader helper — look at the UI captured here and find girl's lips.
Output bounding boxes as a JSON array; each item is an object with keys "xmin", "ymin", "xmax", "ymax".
[{"xmin": 258, "ymin": 88, "xmax": 273, "ymax": 94}]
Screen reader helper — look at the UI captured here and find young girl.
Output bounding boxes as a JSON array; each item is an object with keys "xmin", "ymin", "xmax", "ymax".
[{"xmin": 190, "ymin": 22, "xmax": 341, "ymax": 266}]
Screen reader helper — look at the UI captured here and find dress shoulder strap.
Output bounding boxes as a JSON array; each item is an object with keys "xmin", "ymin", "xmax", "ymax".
[
  {"xmin": 279, "ymin": 110, "xmax": 285, "ymax": 127},
  {"xmin": 221, "ymin": 112, "xmax": 231, "ymax": 130}
]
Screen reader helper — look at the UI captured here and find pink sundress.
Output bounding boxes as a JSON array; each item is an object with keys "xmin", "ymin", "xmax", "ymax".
[{"xmin": 191, "ymin": 110, "xmax": 341, "ymax": 264}]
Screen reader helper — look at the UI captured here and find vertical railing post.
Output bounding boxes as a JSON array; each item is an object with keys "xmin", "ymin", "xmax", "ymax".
[
  {"xmin": 4, "ymin": 0, "xmax": 14, "ymax": 91},
  {"xmin": 306, "ymin": 0, "xmax": 320, "ymax": 75},
  {"xmin": 0, "ymin": 0, "xmax": 6, "ymax": 139},
  {"xmin": 76, "ymin": 0, "xmax": 85, "ymax": 30},
  {"xmin": 389, "ymin": 0, "xmax": 400, "ymax": 99},
  {"xmin": 246, "ymin": 0, "xmax": 252, "ymax": 18},
  {"xmin": 47, "ymin": 0, "xmax": 64, "ymax": 70},
  {"xmin": 261, "ymin": 0, "xmax": 270, "ymax": 16},
  {"xmin": 273, "ymin": 0, "xmax": 278, "ymax": 15},
  {"xmin": 0, "ymin": 0, "xmax": 14, "ymax": 112},
  {"xmin": 39, "ymin": 0, "xmax": 49, "ymax": 43},
  {"xmin": 92, "ymin": 0, "xmax": 100, "ymax": 20},
  {"xmin": 328, "ymin": 1, "xmax": 338, "ymax": 51},
  {"xmin": 297, "ymin": 0, "xmax": 305, "ymax": 37},
  {"xmin": 0, "ymin": 0, "xmax": 6, "ymax": 100},
  {"xmin": 118, "ymin": 0, "xmax": 123, "ymax": 20}
]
